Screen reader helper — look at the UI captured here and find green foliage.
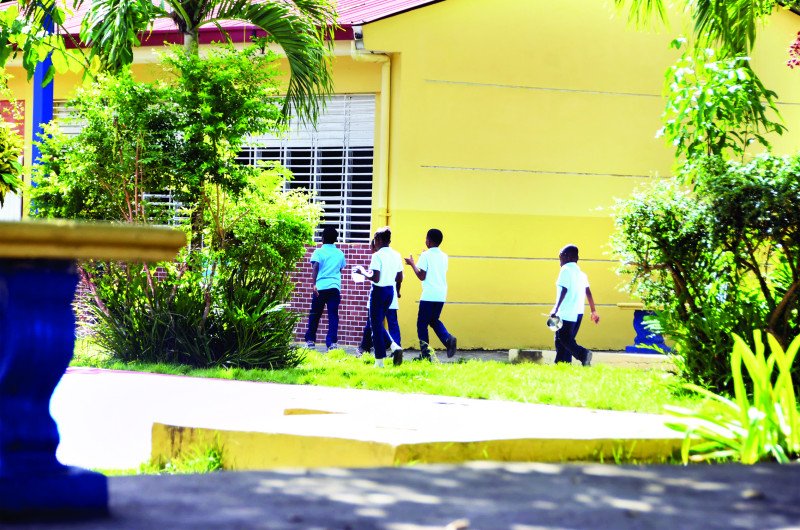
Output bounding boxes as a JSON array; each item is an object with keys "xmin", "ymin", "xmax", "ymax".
[
  {"xmin": 613, "ymin": 0, "xmax": 788, "ymax": 57},
  {"xmin": 613, "ymin": 155, "xmax": 800, "ymax": 391},
  {"xmin": 666, "ymin": 332, "xmax": 800, "ymax": 464},
  {"xmin": 0, "ymin": 122, "xmax": 22, "ymax": 207},
  {"xmin": 206, "ymin": 170, "xmax": 319, "ymax": 273},
  {"xmin": 79, "ymin": 0, "xmax": 336, "ymax": 123},
  {"xmin": 659, "ymin": 48, "xmax": 784, "ymax": 160},
  {"xmin": 161, "ymin": 46, "xmax": 284, "ymax": 199},
  {"xmin": 88, "ymin": 247, "xmax": 305, "ymax": 369},
  {"xmin": 31, "ymin": 74, "xmax": 185, "ymax": 221},
  {"xmin": 32, "ymin": 48, "xmax": 320, "ymax": 369},
  {"xmin": 0, "ymin": 1, "xmax": 89, "ymax": 84},
  {"xmin": 31, "ymin": 46, "xmax": 284, "ymax": 224}
]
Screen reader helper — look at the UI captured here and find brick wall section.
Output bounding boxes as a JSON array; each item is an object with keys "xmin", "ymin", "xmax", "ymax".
[{"xmin": 291, "ymin": 243, "xmax": 372, "ymax": 346}]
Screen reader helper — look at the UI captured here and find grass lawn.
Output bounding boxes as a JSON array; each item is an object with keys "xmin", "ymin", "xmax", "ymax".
[{"xmin": 72, "ymin": 339, "xmax": 699, "ymax": 415}]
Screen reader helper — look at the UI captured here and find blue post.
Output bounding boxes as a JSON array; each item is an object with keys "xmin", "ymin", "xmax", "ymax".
[
  {"xmin": 30, "ymin": 13, "xmax": 54, "ymax": 167},
  {"xmin": 624, "ymin": 309, "xmax": 671, "ymax": 354},
  {"xmin": 0, "ymin": 259, "xmax": 108, "ymax": 519}
]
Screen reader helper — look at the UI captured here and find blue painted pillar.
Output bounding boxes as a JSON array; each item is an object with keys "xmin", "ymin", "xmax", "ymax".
[
  {"xmin": 31, "ymin": 13, "xmax": 54, "ymax": 167},
  {"xmin": 624, "ymin": 310, "xmax": 671, "ymax": 354},
  {"xmin": 0, "ymin": 259, "xmax": 108, "ymax": 519}
]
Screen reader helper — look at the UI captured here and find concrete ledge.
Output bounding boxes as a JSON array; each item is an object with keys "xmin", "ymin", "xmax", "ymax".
[{"xmin": 152, "ymin": 423, "xmax": 682, "ymax": 469}]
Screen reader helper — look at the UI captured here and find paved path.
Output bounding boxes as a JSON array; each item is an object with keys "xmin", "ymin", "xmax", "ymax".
[{"xmin": 12, "ymin": 464, "xmax": 800, "ymax": 529}]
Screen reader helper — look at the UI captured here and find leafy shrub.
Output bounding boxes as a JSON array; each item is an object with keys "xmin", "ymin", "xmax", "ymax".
[
  {"xmin": 666, "ymin": 331, "xmax": 800, "ymax": 464},
  {"xmin": 31, "ymin": 47, "xmax": 321, "ymax": 368},
  {"xmin": 613, "ymin": 154, "xmax": 800, "ymax": 392},
  {"xmin": 0, "ymin": 122, "xmax": 22, "ymax": 206},
  {"xmin": 88, "ymin": 252, "xmax": 304, "ymax": 369},
  {"xmin": 659, "ymin": 45, "xmax": 784, "ymax": 160}
]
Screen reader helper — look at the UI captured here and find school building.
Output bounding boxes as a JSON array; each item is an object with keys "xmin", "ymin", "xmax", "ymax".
[{"xmin": 3, "ymin": 0, "xmax": 800, "ymax": 351}]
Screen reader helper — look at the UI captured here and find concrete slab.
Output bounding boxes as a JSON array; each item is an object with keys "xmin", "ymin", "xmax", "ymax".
[
  {"xmin": 52, "ymin": 366, "xmax": 681, "ymax": 471},
  {"xmin": 9, "ymin": 463, "xmax": 800, "ymax": 529}
]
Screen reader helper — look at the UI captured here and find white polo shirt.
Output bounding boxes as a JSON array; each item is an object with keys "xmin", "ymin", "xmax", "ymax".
[
  {"xmin": 555, "ymin": 262, "xmax": 588, "ymax": 322},
  {"xmin": 418, "ymin": 247, "xmax": 448, "ymax": 302},
  {"xmin": 369, "ymin": 247, "xmax": 404, "ymax": 288}
]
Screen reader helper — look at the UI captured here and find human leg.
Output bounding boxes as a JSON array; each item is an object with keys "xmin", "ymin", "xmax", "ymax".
[
  {"xmin": 358, "ymin": 318, "xmax": 372, "ymax": 355},
  {"xmin": 417, "ymin": 301, "xmax": 434, "ymax": 358},
  {"xmin": 555, "ymin": 318, "xmax": 590, "ymax": 364},
  {"xmin": 386, "ymin": 309, "xmax": 401, "ymax": 346},
  {"xmin": 322, "ymin": 288, "xmax": 341, "ymax": 349},
  {"xmin": 572, "ymin": 314, "xmax": 591, "ymax": 365},
  {"xmin": 385, "ymin": 309, "xmax": 403, "ymax": 365},
  {"xmin": 426, "ymin": 302, "xmax": 457, "ymax": 357},
  {"xmin": 370, "ymin": 286, "xmax": 393, "ymax": 360},
  {"xmin": 554, "ymin": 324, "xmax": 571, "ymax": 363},
  {"xmin": 304, "ymin": 290, "xmax": 325, "ymax": 346}
]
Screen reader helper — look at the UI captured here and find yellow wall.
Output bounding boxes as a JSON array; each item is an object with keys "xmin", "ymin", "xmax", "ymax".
[{"xmin": 358, "ymin": 0, "xmax": 800, "ymax": 350}]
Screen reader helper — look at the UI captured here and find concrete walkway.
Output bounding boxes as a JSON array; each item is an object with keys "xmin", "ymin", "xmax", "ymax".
[
  {"xmin": 15, "ymin": 464, "xmax": 800, "ymax": 529},
  {"xmin": 53, "ymin": 355, "xmax": 679, "ymax": 471}
]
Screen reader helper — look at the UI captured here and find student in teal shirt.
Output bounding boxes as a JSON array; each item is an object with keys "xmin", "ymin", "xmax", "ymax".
[{"xmin": 304, "ymin": 226, "xmax": 346, "ymax": 351}]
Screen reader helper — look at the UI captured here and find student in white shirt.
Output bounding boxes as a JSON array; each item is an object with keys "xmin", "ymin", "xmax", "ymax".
[
  {"xmin": 357, "ymin": 227, "xmax": 404, "ymax": 367},
  {"xmin": 550, "ymin": 244, "xmax": 600, "ymax": 366},
  {"xmin": 405, "ymin": 228, "xmax": 457, "ymax": 361},
  {"xmin": 357, "ymin": 237, "xmax": 403, "ymax": 358}
]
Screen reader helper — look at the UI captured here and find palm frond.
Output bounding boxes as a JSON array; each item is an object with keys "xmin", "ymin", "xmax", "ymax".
[
  {"xmin": 613, "ymin": 0, "xmax": 669, "ymax": 27},
  {"xmin": 210, "ymin": 0, "xmax": 336, "ymax": 124},
  {"xmin": 80, "ymin": 0, "xmax": 166, "ymax": 74}
]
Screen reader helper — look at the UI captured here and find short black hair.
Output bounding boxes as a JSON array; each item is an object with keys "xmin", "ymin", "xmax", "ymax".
[
  {"xmin": 427, "ymin": 228, "xmax": 443, "ymax": 246},
  {"xmin": 322, "ymin": 226, "xmax": 338, "ymax": 244},
  {"xmin": 374, "ymin": 226, "xmax": 391, "ymax": 245},
  {"xmin": 559, "ymin": 244, "xmax": 579, "ymax": 261}
]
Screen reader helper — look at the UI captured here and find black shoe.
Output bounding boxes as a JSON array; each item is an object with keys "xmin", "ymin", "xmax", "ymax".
[
  {"xmin": 582, "ymin": 350, "xmax": 593, "ymax": 367},
  {"xmin": 392, "ymin": 346, "xmax": 404, "ymax": 366},
  {"xmin": 446, "ymin": 336, "xmax": 457, "ymax": 358},
  {"xmin": 412, "ymin": 353, "xmax": 432, "ymax": 362}
]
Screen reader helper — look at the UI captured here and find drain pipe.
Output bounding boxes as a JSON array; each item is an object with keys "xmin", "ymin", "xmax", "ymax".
[{"xmin": 351, "ymin": 27, "xmax": 391, "ymax": 227}]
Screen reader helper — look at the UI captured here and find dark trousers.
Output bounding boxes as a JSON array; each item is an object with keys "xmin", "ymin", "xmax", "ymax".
[
  {"xmin": 554, "ymin": 314, "xmax": 590, "ymax": 364},
  {"xmin": 360, "ymin": 309, "xmax": 400, "ymax": 352},
  {"xmin": 370, "ymin": 286, "xmax": 394, "ymax": 359},
  {"xmin": 417, "ymin": 301, "xmax": 451, "ymax": 353},
  {"xmin": 304, "ymin": 288, "xmax": 341, "ymax": 348}
]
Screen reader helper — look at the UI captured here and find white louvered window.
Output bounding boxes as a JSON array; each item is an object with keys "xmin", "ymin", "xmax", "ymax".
[
  {"xmin": 53, "ymin": 100, "xmax": 84, "ymax": 137},
  {"xmin": 238, "ymin": 94, "xmax": 375, "ymax": 243}
]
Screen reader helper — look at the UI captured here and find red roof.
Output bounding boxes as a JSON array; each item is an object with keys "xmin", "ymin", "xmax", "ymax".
[
  {"xmin": 3, "ymin": 0, "xmax": 444, "ymax": 44},
  {"xmin": 337, "ymin": 0, "xmax": 443, "ymax": 25}
]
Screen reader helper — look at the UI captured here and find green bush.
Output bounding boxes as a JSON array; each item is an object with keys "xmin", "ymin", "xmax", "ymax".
[
  {"xmin": 89, "ymin": 252, "xmax": 304, "ymax": 369},
  {"xmin": 31, "ymin": 46, "xmax": 321, "ymax": 368},
  {"xmin": 613, "ymin": 154, "xmax": 800, "ymax": 391}
]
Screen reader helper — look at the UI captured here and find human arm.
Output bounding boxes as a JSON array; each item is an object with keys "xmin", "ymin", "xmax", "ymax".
[
  {"xmin": 404, "ymin": 254, "xmax": 427, "ymax": 281},
  {"xmin": 311, "ymin": 261, "xmax": 319, "ymax": 295},
  {"xmin": 395, "ymin": 271, "xmax": 403, "ymax": 298},
  {"xmin": 586, "ymin": 286, "xmax": 600, "ymax": 323},
  {"xmin": 551, "ymin": 286, "xmax": 567, "ymax": 317}
]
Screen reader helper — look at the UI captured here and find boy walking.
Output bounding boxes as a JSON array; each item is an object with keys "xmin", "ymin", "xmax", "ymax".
[
  {"xmin": 357, "ymin": 237, "xmax": 403, "ymax": 358},
  {"xmin": 357, "ymin": 227, "xmax": 404, "ymax": 367},
  {"xmin": 405, "ymin": 228, "xmax": 457, "ymax": 361},
  {"xmin": 550, "ymin": 244, "xmax": 600, "ymax": 366},
  {"xmin": 304, "ymin": 226, "xmax": 346, "ymax": 351}
]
